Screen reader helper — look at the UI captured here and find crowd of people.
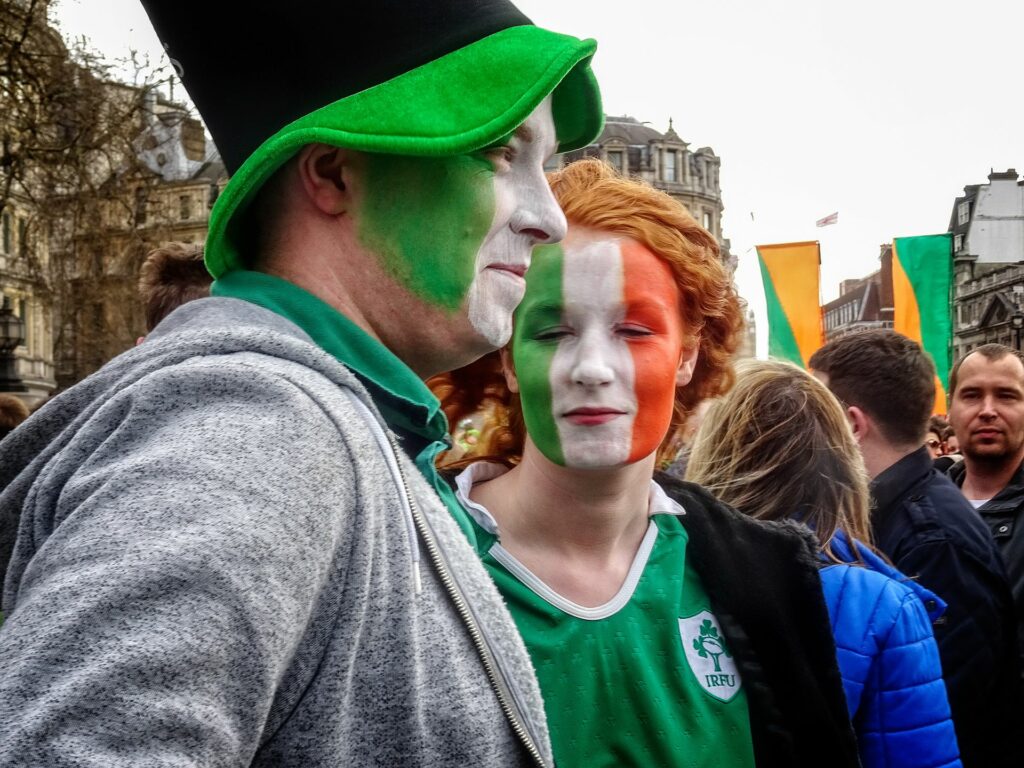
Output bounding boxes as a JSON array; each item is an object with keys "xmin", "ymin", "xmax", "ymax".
[{"xmin": 0, "ymin": 0, "xmax": 1022, "ymax": 765}]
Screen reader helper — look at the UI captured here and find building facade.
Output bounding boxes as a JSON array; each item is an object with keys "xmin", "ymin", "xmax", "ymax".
[
  {"xmin": 950, "ymin": 169, "xmax": 1024, "ymax": 359},
  {"xmin": 556, "ymin": 115, "xmax": 734, "ymax": 271},
  {"xmin": 1, "ymin": 91, "xmax": 226, "ymax": 401},
  {"xmin": 821, "ymin": 245, "xmax": 894, "ymax": 341},
  {"xmin": 0, "ymin": 196, "xmax": 56, "ymax": 407},
  {"xmin": 51, "ymin": 98, "xmax": 227, "ymax": 389}
]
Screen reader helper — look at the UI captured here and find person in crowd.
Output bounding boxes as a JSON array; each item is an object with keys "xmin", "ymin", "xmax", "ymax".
[
  {"xmin": 927, "ymin": 415, "xmax": 949, "ymax": 458},
  {"xmin": 0, "ymin": 1, "xmax": 603, "ymax": 765},
  {"xmin": 433, "ymin": 159, "xmax": 861, "ymax": 767},
  {"xmin": 0, "ymin": 394, "xmax": 29, "ymax": 442},
  {"xmin": 687, "ymin": 359, "xmax": 960, "ymax": 768},
  {"xmin": 810, "ymin": 329, "xmax": 1022, "ymax": 768},
  {"xmin": 947, "ymin": 343, "xmax": 1024, "ymax": 676},
  {"xmin": 137, "ymin": 242, "xmax": 211, "ymax": 334}
]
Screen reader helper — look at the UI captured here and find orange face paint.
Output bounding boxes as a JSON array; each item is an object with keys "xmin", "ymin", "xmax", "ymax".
[
  {"xmin": 620, "ymin": 240, "xmax": 686, "ymax": 462},
  {"xmin": 513, "ymin": 233, "xmax": 686, "ymax": 468}
]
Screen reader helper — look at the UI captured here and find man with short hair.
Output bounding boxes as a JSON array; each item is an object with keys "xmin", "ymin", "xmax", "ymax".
[
  {"xmin": 138, "ymin": 242, "xmax": 211, "ymax": 333},
  {"xmin": 0, "ymin": 1, "xmax": 603, "ymax": 765},
  {"xmin": 948, "ymin": 343, "xmax": 1024, "ymax": 676},
  {"xmin": 0, "ymin": 394, "xmax": 29, "ymax": 442},
  {"xmin": 810, "ymin": 329, "xmax": 1021, "ymax": 768}
]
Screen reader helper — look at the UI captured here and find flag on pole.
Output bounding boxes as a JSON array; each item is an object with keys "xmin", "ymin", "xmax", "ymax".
[
  {"xmin": 816, "ymin": 212, "xmax": 839, "ymax": 227},
  {"xmin": 756, "ymin": 241, "xmax": 824, "ymax": 368},
  {"xmin": 892, "ymin": 234, "xmax": 953, "ymax": 414}
]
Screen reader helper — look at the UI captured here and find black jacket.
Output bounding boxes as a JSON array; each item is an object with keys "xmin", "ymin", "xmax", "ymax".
[
  {"xmin": 656, "ymin": 475, "xmax": 860, "ymax": 768},
  {"xmin": 949, "ymin": 457, "xmax": 1024, "ymax": 673},
  {"xmin": 872, "ymin": 448, "xmax": 1022, "ymax": 768}
]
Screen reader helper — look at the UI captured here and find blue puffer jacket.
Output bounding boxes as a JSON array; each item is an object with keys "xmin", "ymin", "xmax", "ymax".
[{"xmin": 820, "ymin": 532, "xmax": 961, "ymax": 768}]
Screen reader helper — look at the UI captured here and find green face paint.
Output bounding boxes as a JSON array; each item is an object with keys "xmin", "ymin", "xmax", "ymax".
[
  {"xmin": 511, "ymin": 243, "xmax": 565, "ymax": 465},
  {"xmin": 357, "ymin": 152, "xmax": 496, "ymax": 311}
]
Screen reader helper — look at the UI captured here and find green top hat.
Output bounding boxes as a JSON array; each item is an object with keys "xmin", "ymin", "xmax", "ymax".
[{"xmin": 140, "ymin": 0, "xmax": 602, "ymax": 277}]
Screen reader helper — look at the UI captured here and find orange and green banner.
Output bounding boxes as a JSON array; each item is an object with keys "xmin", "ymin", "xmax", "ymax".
[
  {"xmin": 892, "ymin": 234, "xmax": 953, "ymax": 414},
  {"xmin": 756, "ymin": 241, "xmax": 824, "ymax": 368}
]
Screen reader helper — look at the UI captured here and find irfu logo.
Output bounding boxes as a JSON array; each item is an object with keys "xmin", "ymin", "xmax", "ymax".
[
  {"xmin": 679, "ymin": 611, "xmax": 742, "ymax": 702},
  {"xmin": 692, "ymin": 619, "xmax": 730, "ymax": 673}
]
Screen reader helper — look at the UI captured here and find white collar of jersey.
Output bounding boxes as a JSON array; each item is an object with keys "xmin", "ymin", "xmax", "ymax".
[{"xmin": 454, "ymin": 461, "xmax": 686, "ymax": 537}]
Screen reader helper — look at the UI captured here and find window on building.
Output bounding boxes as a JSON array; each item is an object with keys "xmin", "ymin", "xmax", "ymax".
[
  {"xmin": 958, "ymin": 200, "xmax": 970, "ymax": 226},
  {"xmin": 663, "ymin": 150, "xmax": 677, "ymax": 182},
  {"xmin": 17, "ymin": 218, "xmax": 27, "ymax": 255},
  {"xmin": 954, "ymin": 233, "xmax": 964, "ymax": 252},
  {"xmin": 606, "ymin": 150, "xmax": 624, "ymax": 174},
  {"xmin": 703, "ymin": 211, "xmax": 712, "ymax": 231},
  {"xmin": 134, "ymin": 187, "xmax": 148, "ymax": 226},
  {"xmin": 2, "ymin": 212, "xmax": 10, "ymax": 254},
  {"xmin": 19, "ymin": 298, "xmax": 29, "ymax": 348},
  {"xmin": 179, "ymin": 195, "xmax": 192, "ymax": 221}
]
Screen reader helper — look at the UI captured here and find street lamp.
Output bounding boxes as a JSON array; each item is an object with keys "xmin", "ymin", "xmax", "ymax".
[
  {"xmin": 0, "ymin": 295, "xmax": 27, "ymax": 393},
  {"xmin": 1011, "ymin": 313, "xmax": 1024, "ymax": 352}
]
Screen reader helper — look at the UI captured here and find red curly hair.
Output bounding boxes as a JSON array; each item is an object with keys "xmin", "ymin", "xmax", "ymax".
[{"xmin": 428, "ymin": 158, "xmax": 745, "ymax": 468}]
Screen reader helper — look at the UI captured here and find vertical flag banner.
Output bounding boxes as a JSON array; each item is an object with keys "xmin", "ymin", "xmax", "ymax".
[
  {"xmin": 892, "ymin": 234, "xmax": 953, "ymax": 414},
  {"xmin": 756, "ymin": 241, "xmax": 824, "ymax": 368}
]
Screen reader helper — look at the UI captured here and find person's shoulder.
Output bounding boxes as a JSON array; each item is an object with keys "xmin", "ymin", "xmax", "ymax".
[
  {"xmin": 654, "ymin": 473, "xmax": 819, "ymax": 552},
  {"xmin": 820, "ymin": 561, "xmax": 917, "ymax": 612},
  {"xmin": 820, "ymin": 563, "xmax": 932, "ymax": 646},
  {"xmin": 917, "ymin": 471, "xmax": 1003, "ymax": 547},
  {"xmin": 881, "ymin": 471, "xmax": 1008, "ymax": 583}
]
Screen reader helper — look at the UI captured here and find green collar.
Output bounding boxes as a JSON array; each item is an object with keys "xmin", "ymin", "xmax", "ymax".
[{"xmin": 211, "ymin": 270, "xmax": 448, "ymax": 442}]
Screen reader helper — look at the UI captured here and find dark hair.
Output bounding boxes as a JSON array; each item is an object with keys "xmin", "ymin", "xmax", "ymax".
[
  {"xmin": 0, "ymin": 394, "xmax": 30, "ymax": 439},
  {"xmin": 928, "ymin": 414, "xmax": 951, "ymax": 441},
  {"xmin": 949, "ymin": 343, "xmax": 1024, "ymax": 396},
  {"xmin": 138, "ymin": 242, "xmax": 212, "ymax": 331},
  {"xmin": 808, "ymin": 329, "xmax": 935, "ymax": 446}
]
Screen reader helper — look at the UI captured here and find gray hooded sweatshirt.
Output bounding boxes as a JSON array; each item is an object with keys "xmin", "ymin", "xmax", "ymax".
[{"xmin": 0, "ymin": 298, "xmax": 552, "ymax": 767}]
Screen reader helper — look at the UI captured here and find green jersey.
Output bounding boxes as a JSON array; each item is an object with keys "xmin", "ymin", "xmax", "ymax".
[{"xmin": 457, "ymin": 464, "xmax": 756, "ymax": 768}]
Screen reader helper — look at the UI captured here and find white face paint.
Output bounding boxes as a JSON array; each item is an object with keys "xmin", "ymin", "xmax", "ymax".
[
  {"xmin": 551, "ymin": 239, "xmax": 638, "ymax": 468},
  {"xmin": 466, "ymin": 96, "xmax": 566, "ymax": 347}
]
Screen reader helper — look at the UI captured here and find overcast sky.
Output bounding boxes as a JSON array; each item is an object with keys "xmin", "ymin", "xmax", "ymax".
[{"xmin": 52, "ymin": 0, "xmax": 1023, "ymax": 352}]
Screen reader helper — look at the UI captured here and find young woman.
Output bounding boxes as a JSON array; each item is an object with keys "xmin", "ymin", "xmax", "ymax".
[
  {"xmin": 686, "ymin": 360, "xmax": 961, "ymax": 768},
  {"xmin": 432, "ymin": 159, "xmax": 861, "ymax": 767}
]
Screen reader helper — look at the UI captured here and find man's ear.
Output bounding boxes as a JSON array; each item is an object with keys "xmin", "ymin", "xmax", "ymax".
[
  {"xmin": 296, "ymin": 143, "xmax": 355, "ymax": 216},
  {"xmin": 499, "ymin": 347, "xmax": 520, "ymax": 394},
  {"xmin": 846, "ymin": 405, "xmax": 870, "ymax": 444},
  {"xmin": 675, "ymin": 341, "xmax": 700, "ymax": 387}
]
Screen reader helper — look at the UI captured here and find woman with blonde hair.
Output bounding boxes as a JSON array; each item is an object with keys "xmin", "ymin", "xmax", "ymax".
[
  {"xmin": 687, "ymin": 359, "xmax": 960, "ymax": 768},
  {"xmin": 432, "ymin": 159, "xmax": 861, "ymax": 767}
]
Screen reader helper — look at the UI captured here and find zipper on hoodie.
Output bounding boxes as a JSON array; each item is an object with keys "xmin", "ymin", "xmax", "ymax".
[{"xmin": 347, "ymin": 394, "xmax": 548, "ymax": 768}]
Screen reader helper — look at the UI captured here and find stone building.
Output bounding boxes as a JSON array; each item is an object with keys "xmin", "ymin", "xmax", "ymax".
[
  {"xmin": 1, "ymin": 4, "xmax": 228, "ymax": 401},
  {"xmin": 950, "ymin": 169, "xmax": 1024, "ymax": 359},
  {"xmin": 2, "ymin": 92, "xmax": 226, "ymax": 399},
  {"xmin": 51, "ymin": 97, "xmax": 227, "ymax": 389},
  {"xmin": 555, "ymin": 115, "xmax": 734, "ymax": 271},
  {"xmin": 0, "ymin": 197, "xmax": 55, "ymax": 407},
  {"xmin": 821, "ymin": 245, "xmax": 894, "ymax": 341},
  {"xmin": 735, "ymin": 309, "xmax": 757, "ymax": 359}
]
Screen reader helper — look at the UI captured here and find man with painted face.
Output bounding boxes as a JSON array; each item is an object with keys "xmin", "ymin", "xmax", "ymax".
[
  {"xmin": 0, "ymin": 2, "xmax": 602, "ymax": 765},
  {"xmin": 433, "ymin": 159, "xmax": 861, "ymax": 767}
]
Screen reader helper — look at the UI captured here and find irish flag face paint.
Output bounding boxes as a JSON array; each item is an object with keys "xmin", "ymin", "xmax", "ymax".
[
  {"xmin": 512, "ymin": 233, "xmax": 688, "ymax": 468},
  {"xmin": 356, "ymin": 97, "xmax": 563, "ymax": 348}
]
